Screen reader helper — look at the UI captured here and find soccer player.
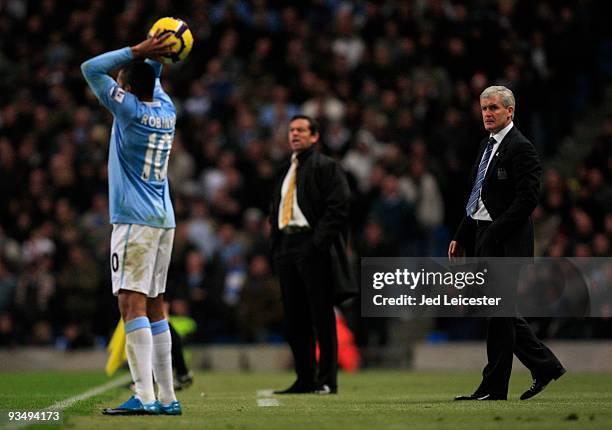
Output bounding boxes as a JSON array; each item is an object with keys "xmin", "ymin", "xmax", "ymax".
[{"xmin": 81, "ymin": 32, "xmax": 181, "ymax": 415}]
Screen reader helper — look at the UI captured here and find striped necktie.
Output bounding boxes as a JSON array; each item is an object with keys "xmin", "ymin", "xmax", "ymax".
[
  {"xmin": 280, "ymin": 157, "xmax": 299, "ymax": 228},
  {"xmin": 466, "ymin": 137, "xmax": 496, "ymax": 216}
]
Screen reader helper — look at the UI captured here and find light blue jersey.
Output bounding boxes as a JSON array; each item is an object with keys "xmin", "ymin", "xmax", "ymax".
[{"xmin": 81, "ymin": 47, "xmax": 176, "ymax": 228}]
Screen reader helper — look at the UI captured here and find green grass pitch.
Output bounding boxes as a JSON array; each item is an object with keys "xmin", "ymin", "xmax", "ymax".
[{"xmin": 0, "ymin": 370, "xmax": 610, "ymax": 429}]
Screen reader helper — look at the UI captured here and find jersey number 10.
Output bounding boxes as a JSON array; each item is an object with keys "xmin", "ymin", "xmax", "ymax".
[{"xmin": 141, "ymin": 133, "xmax": 173, "ymax": 181}]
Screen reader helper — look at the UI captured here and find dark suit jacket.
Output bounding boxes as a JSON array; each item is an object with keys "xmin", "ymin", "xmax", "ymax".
[
  {"xmin": 270, "ymin": 145, "xmax": 357, "ymax": 303},
  {"xmin": 453, "ymin": 126, "xmax": 542, "ymax": 257}
]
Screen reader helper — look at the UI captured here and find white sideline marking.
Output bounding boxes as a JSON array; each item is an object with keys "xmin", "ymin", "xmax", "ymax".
[
  {"xmin": 7, "ymin": 374, "xmax": 131, "ymax": 429},
  {"xmin": 256, "ymin": 388, "xmax": 279, "ymax": 407},
  {"xmin": 46, "ymin": 374, "xmax": 131, "ymax": 410},
  {"xmin": 257, "ymin": 398, "xmax": 280, "ymax": 407}
]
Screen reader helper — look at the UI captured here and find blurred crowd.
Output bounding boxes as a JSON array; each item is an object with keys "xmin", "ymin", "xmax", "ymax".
[{"xmin": 0, "ymin": 0, "xmax": 610, "ymax": 350}]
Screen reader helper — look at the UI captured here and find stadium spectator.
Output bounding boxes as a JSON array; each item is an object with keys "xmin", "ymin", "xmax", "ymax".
[
  {"xmin": 55, "ymin": 244, "xmax": 99, "ymax": 347},
  {"xmin": 0, "ymin": 259, "xmax": 17, "ymax": 312},
  {"xmin": 369, "ymin": 174, "xmax": 417, "ymax": 256},
  {"xmin": 237, "ymin": 253, "xmax": 283, "ymax": 343},
  {"xmin": 398, "ymin": 158, "xmax": 445, "ymax": 256}
]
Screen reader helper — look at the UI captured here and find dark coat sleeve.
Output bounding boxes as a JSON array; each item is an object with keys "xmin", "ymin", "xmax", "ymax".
[
  {"xmin": 453, "ymin": 214, "xmax": 474, "ymax": 253},
  {"xmin": 312, "ymin": 159, "xmax": 351, "ymax": 251}
]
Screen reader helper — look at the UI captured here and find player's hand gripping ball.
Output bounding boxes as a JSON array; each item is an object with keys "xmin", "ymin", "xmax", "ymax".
[{"xmin": 148, "ymin": 17, "xmax": 193, "ymax": 63}]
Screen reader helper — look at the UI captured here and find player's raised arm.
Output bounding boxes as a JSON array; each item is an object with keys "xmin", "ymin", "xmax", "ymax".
[
  {"xmin": 144, "ymin": 58, "xmax": 172, "ymax": 105},
  {"xmin": 141, "ymin": 31, "xmax": 175, "ymax": 103},
  {"xmin": 80, "ymin": 47, "xmax": 135, "ymax": 104},
  {"xmin": 80, "ymin": 32, "xmax": 174, "ymax": 111},
  {"xmin": 145, "ymin": 58, "xmax": 163, "ymax": 79}
]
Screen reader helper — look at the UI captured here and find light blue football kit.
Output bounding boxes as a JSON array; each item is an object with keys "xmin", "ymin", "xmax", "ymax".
[
  {"xmin": 81, "ymin": 47, "xmax": 176, "ymax": 228},
  {"xmin": 81, "ymin": 48, "xmax": 176, "ymax": 298}
]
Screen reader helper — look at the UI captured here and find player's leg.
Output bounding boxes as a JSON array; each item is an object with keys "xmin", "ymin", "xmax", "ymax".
[
  {"xmin": 119, "ymin": 291, "xmax": 156, "ymax": 405},
  {"xmin": 148, "ymin": 296, "xmax": 178, "ymax": 407},
  {"xmin": 104, "ymin": 224, "xmax": 158, "ymax": 415},
  {"xmin": 148, "ymin": 227, "xmax": 181, "ymax": 415}
]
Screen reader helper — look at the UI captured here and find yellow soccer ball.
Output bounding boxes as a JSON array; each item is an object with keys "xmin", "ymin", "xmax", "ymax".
[{"xmin": 148, "ymin": 17, "xmax": 193, "ymax": 63}]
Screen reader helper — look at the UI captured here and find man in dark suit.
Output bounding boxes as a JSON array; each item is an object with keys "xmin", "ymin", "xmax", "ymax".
[
  {"xmin": 270, "ymin": 115, "xmax": 353, "ymax": 395},
  {"xmin": 449, "ymin": 86, "xmax": 565, "ymax": 401}
]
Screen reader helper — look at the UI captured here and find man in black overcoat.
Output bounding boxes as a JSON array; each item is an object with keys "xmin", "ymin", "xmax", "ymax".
[
  {"xmin": 449, "ymin": 86, "xmax": 565, "ymax": 401},
  {"xmin": 270, "ymin": 115, "xmax": 355, "ymax": 395}
]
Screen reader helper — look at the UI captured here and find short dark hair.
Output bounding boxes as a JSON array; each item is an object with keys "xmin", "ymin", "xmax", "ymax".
[
  {"xmin": 120, "ymin": 61, "xmax": 155, "ymax": 100},
  {"xmin": 290, "ymin": 114, "xmax": 319, "ymax": 136}
]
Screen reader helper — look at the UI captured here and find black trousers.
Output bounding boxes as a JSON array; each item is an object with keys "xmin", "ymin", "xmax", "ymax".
[
  {"xmin": 273, "ymin": 231, "xmax": 337, "ymax": 388},
  {"xmin": 474, "ymin": 223, "xmax": 564, "ymax": 398}
]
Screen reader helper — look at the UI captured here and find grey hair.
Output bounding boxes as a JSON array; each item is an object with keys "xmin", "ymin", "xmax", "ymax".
[{"xmin": 480, "ymin": 85, "xmax": 515, "ymax": 118}]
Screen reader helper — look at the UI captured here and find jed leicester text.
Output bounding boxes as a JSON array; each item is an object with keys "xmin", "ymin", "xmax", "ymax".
[{"xmin": 373, "ymin": 294, "xmax": 501, "ymax": 306}]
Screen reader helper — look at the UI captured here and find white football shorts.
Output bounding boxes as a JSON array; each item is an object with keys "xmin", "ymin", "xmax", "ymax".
[{"xmin": 110, "ymin": 224, "xmax": 175, "ymax": 298}]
